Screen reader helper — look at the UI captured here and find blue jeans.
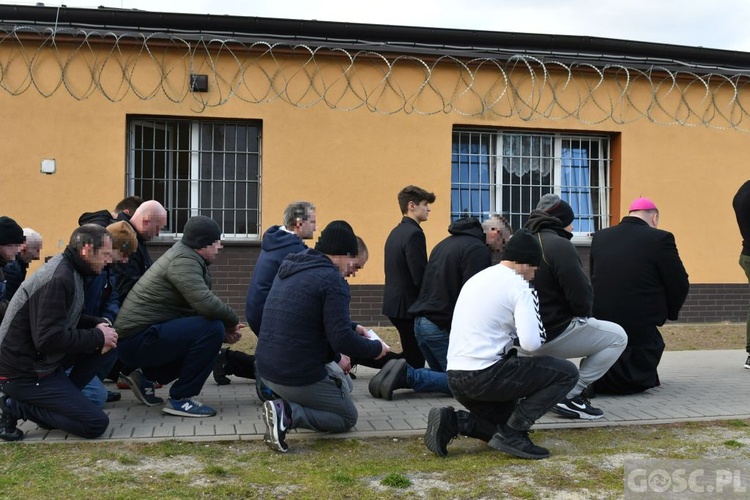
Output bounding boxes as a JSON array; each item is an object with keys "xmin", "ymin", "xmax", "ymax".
[
  {"xmin": 117, "ymin": 316, "xmax": 224, "ymax": 400},
  {"xmin": 448, "ymin": 350, "xmax": 578, "ymax": 431},
  {"xmin": 414, "ymin": 316, "xmax": 450, "ymax": 372},
  {"xmin": 0, "ymin": 353, "xmax": 110, "ymax": 438},
  {"xmin": 407, "ymin": 365, "xmax": 452, "ymax": 395},
  {"xmin": 65, "ymin": 368, "xmax": 107, "ymax": 409}
]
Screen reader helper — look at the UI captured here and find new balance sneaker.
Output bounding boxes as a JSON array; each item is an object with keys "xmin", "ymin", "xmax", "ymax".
[
  {"xmin": 424, "ymin": 406, "xmax": 458, "ymax": 457},
  {"xmin": 551, "ymin": 394, "xmax": 604, "ymax": 420},
  {"xmin": 162, "ymin": 397, "xmax": 217, "ymax": 417},
  {"xmin": 0, "ymin": 394, "xmax": 23, "ymax": 442},
  {"xmin": 744, "ymin": 355, "xmax": 750, "ymax": 369},
  {"xmin": 263, "ymin": 399, "xmax": 291, "ymax": 453},
  {"xmin": 213, "ymin": 348, "xmax": 232, "ymax": 386},
  {"xmin": 488, "ymin": 426, "xmax": 549, "ymax": 460},
  {"xmin": 121, "ymin": 369, "xmax": 164, "ymax": 407}
]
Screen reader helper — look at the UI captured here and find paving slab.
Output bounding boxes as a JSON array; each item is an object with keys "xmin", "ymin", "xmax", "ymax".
[{"xmin": 6, "ymin": 349, "xmax": 750, "ymax": 444}]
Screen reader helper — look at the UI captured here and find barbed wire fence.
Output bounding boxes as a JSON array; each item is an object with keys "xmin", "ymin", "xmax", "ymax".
[{"xmin": 2, "ymin": 26, "xmax": 750, "ymax": 131}]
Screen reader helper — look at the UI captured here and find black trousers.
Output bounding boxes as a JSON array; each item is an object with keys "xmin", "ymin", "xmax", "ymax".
[
  {"xmin": 389, "ymin": 316, "xmax": 425, "ymax": 368},
  {"xmin": 1, "ymin": 352, "xmax": 110, "ymax": 438},
  {"xmin": 448, "ymin": 351, "xmax": 578, "ymax": 432}
]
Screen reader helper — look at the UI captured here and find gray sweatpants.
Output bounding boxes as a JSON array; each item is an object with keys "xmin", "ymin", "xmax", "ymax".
[
  {"xmin": 519, "ymin": 317, "xmax": 627, "ymax": 399},
  {"xmin": 262, "ymin": 374, "xmax": 357, "ymax": 434}
]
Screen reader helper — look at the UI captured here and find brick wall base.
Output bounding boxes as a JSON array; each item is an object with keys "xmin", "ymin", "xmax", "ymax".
[{"xmin": 148, "ymin": 243, "xmax": 750, "ymax": 325}]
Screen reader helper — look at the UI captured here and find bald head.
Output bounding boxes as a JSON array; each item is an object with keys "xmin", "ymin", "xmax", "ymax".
[{"xmin": 129, "ymin": 200, "xmax": 167, "ymax": 240}]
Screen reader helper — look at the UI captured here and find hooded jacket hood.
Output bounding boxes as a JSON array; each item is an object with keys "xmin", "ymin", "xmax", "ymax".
[
  {"xmin": 78, "ymin": 209, "xmax": 114, "ymax": 227},
  {"xmin": 447, "ymin": 217, "xmax": 486, "ymax": 242},
  {"xmin": 277, "ymin": 248, "xmax": 334, "ymax": 280},
  {"xmin": 261, "ymin": 225, "xmax": 307, "ymax": 253},
  {"xmin": 525, "ymin": 210, "xmax": 573, "ymax": 240}
]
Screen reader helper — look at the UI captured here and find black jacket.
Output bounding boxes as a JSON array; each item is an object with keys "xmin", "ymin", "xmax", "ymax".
[
  {"xmin": 382, "ymin": 217, "xmax": 427, "ymax": 318},
  {"xmin": 525, "ymin": 210, "xmax": 593, "ymax": 339},
  {"xmin": 409, "ymin": 217, "xmax": 491, "ymax": 330},
  {"xmin": 0, "ymin": 248, "xmax": 105, "ymax": 378},
  {"xmin": 733, "ymin": 180, "xmax": 750, "ymax": 255},
  {"xmin": 591, "ymin": 216, "xmax": 689, "ymax": 334}
]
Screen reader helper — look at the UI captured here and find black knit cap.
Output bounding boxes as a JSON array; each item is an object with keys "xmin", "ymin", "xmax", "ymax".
[
  {"xmin": 314, "ymin": 220, "xmax": 358, "ymax": 256},
  {"xmin": 502, "ymin": 229, "xmax": 542, "ymax": 266},
  {"xmin": 182, "ymin": 215, "xmax": 222, "ymax": 249},
  {"xmin": 0, "ymin": 216, "xmax": 25, "ymax": 246},
  {"xmin": 536, "ymin": 193, "xmax": 575, "ymax": 227}
]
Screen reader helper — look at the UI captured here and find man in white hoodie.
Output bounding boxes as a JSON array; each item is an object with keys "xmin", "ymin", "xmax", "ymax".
[{"xmin": 423, "ymin": 229, "xmax": 578, "ymax": 460}]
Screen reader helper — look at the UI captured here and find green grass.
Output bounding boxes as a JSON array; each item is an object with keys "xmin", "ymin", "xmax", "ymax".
[{"xmin": 1, "ymin": 420, "xmax": 749, "ymax": 499}]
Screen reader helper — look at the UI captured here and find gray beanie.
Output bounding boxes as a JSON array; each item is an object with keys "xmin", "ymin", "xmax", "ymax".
[
  {"xmin": 182, "ymin": 216, "xmax": 222, "ymax": 249},
  {"xmin": 536, "ymin": 194, "xmax": 575, "ymax": 227}
]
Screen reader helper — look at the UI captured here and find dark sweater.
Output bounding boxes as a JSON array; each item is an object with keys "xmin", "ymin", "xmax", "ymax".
[
  {"xmin": 525, "ymin": 210, "xmax": 593, "ymax": 339},
  {"xmin": 733, "ymin": 180, "xmax": 750, "ymax": 255},
  {"xmin": 408, "ymin": 217, "xmax": 491, "ymax": 330},
  {"xmin": 256, "ymin": 249, "xmax": 382, "ymax": 386}
]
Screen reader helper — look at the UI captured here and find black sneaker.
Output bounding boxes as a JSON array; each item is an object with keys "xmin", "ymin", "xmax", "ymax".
[
  {"xmin": 213, "ymin": 348, "xmax": 232, "ymax": 385},
  {"xmin": 368, "ymin": 359, "xmax": 407, "ymax": 400},
  {"xmin": 488, "ymin": 427, "xmax": 549, "ymax": 459},
  {"xmin": 744, "ymin": 355, "xmax": 750, "ymax": 370},
  {"xmin": 106, "ymin": 391, "xmax": 121, "ymax": 403},
  {"xmin": 551, "ymin": 394, "xmax": 604, "ymax": 420},
  {"xmin": 424, "ymin": 406, "xmax": 458, "ymax": 457},
  {"xmin": 121, "ymin": 369, "xmax": 164, "ymax": 407},
  {"xmin": 263, "ymin": 399, "xmax": 291, "ymax": 453},
  {"xmin": 0, "ymin": 394, "xmax": 23, "ymax": 442}
]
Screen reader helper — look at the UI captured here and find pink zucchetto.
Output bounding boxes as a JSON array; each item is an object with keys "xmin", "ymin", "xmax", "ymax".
[{"xmin": 629, "ymin": 197, "xmax": 658, "ymax": 212}]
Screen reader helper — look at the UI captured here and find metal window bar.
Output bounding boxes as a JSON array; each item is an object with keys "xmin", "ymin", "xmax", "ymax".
[
  {"xmin": 452, "ymin": 129, "xmax": 611, "ymax": 234},
  {"xmin": 128, "ymin": 117, "xmax": 261, "ymax": 239}
]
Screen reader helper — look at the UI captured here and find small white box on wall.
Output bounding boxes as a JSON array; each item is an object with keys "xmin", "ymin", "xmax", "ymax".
[{"xmin": 41, "ymin": 159, "xmax": 56, "ymax": 174}]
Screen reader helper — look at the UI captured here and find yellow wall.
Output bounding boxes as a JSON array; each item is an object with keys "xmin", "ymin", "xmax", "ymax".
[{"xmin": 2, "ymin": 41, "xmax": 749, "ymax": 284}]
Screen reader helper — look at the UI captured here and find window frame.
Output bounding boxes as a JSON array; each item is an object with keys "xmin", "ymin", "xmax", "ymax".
[
  {"xmin": 126, "ymin": 116, "xmax": 262, "ymax": 241},
  {"xmin": 451, "ymin": 127, "xmax": 612, "ymax": 243}
]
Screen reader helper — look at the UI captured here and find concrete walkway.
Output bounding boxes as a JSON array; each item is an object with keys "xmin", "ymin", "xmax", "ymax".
[{"xmin": 7, "ymin": 349, "xmax": 750, "ymax": 443}]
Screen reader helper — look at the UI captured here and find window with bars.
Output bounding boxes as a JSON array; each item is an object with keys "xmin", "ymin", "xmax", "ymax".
[
  {"xmin": 451, "ymin": 128, "xmax": 611, "ymax": 238},
  {"xmin": 127, "ymin": 117, "xmax": 261, "ymax": 239}
]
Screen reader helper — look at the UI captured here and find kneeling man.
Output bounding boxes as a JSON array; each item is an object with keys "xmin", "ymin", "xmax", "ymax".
[
  {"xmin": 0, "ymin": 224, "xmax": 117, "ymax": 440},
  {"xmin": 425, "ymin": 229, "xmax": 578, "ymax": 459},
  {"xmin": 257, "ymin": 221, "xmax": 388, "ymax": 452},
  {"xmin": 115, "ymin": 216, "xmax": 242, "ymax": 417}
]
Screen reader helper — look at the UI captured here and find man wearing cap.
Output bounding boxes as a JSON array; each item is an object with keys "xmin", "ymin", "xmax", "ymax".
[
  {"xmin": 523, "ymin": 194, "xmax": 627, "ymax": 420},
  {"xmin": 257, "ymin": 220, "xmax": 389, "ymax": 453},
  {"xmin": 3, "ymin": 228, "xmax": 42, "ymax": 304},
  {"xmin": 590, "ymin": 197, "xmax": 689, "ymax": 394},
  {"xmin": 0, "ymin": 224, "xmax": 117, "ymax": 441},
  {"xmin": 424, "ymin": 229, "xmax": 578, "ymax": 460},
  {"xmin": 114, "ymin": 215, "xmax": 242, "ymax": 417},
  {"xmin": 733, "ymin": 181, "xmax": 750, "ymax": 369},
  {"xmin": 0, "ymin": 216, "xmax": 26, "ymax": 322}
]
